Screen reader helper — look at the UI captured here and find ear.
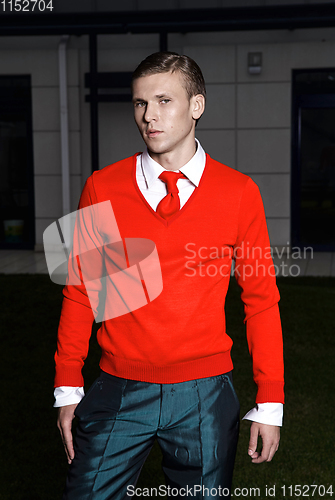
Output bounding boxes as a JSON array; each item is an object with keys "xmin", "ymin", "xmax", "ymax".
[{"xmin": 191, "ymin": 94, "xmax": 205, "ymax": 121}]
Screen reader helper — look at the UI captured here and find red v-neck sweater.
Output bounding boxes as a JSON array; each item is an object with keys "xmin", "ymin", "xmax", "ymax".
[{"xmin": 55, "ymin": 153, "xmax": 284, "ymax": 404}]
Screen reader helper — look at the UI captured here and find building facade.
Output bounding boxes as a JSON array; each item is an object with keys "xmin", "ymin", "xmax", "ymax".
[{"xmin": 0, "ymin": 0, "xmax": 334, "ymax": 252}]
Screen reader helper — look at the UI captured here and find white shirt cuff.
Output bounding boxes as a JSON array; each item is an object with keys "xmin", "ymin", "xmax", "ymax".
[
  {"xmin": 53, "ymin": 386, "xmax": 85, "ymax": 407},
  {"xmin": 242, "ymin": 402, "xmax": 283, "ymax": 426}
]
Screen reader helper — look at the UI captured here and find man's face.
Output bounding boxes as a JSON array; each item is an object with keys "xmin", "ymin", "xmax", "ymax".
[{"xmin": 132, "ymin": 71, "xmax": 203, "ymax": 159}]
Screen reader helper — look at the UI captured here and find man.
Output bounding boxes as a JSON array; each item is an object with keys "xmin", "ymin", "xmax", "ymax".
[{"xmin": 55, "ymin": 52, "xmax": 284, "ymax": 499}]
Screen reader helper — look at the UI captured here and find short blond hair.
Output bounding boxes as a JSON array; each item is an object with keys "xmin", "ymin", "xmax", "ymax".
[{"xmin": 132, "ymin": 51, "xmax": 206, "ymax": 103}]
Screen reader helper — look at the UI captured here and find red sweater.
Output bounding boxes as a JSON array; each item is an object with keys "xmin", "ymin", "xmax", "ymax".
[{"xmin": 55, "ymin": 153, "xmax": 284, "ymax": 404}]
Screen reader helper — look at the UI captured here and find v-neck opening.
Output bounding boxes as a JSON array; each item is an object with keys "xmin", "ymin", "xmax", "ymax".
[{"xmin": 131, "ymin": 152, "xmax": 209, "ymax": 227}]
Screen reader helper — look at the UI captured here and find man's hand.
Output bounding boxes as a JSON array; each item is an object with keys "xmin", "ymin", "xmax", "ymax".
[
  {"xmin": 57, "ymin": 404, "xmax": 78, "ymax": 464},
  {"xmin": 248, "ymin": 422, "xmax": 280, "ymax": 464}
]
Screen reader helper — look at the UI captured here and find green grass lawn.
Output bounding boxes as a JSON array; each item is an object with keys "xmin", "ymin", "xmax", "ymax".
[{"xmin": 0, "ymin": 275, "xmax": 334, "ymax": 499}]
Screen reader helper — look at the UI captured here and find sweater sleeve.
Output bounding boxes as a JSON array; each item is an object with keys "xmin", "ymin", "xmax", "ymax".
[
  {"xmin": 54, "ymin": 175, "xmax": 101, "ymax": 388},
  {"xmin": 233, "ymin": 178, "xmax": 284, "ymax": 404}
]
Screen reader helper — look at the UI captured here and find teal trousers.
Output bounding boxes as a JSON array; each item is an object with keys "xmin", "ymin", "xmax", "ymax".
[{"xmin": 63, "ymin": 371, "xmax": 240, "ymax": 499}]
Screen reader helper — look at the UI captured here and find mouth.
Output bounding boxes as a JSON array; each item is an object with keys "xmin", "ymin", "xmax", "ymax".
[{"xmin": 146, "ymin": 129, "xmax": 162, "ymax": 138}]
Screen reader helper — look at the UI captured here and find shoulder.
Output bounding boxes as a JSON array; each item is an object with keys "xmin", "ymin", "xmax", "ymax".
[
  {"xmin": 78, "ymin": 154, "xmax": 139, "ymax": 207},
  {"xmin": 206, "ymin": 154, "xmax": 257, "ymax": 192},
  {"xmin": 205, "ymin": 155, "xmax": 264, "ymax": 217},
  {"xmin": 92, "ymin": 154, "xmax": 138, "ymax": 183},
  {"xmin": 87, "ymin": 153, "xmax": 139, "ymax": 191}
]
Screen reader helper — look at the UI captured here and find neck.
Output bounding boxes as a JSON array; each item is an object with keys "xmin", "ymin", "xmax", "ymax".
[{"xmin": 148, "ymin": 139, "xmax": 197, "ymax": 171}]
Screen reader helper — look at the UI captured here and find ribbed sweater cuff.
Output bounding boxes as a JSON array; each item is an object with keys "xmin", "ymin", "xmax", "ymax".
[
  {"xmin": 256, "ymin": 381, "xmax": 285, "ymax": 404},
  {"xmin": 54, "ymin": 365, "xmax": 84, "ymax": 388}
]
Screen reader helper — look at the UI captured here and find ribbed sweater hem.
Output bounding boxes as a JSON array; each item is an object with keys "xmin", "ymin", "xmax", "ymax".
[{"xmin": 99, "ymin": 350, "xmax": 234, "ymax": 384}]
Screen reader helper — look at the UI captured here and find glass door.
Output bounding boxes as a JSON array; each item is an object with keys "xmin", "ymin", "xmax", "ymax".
[
  {"xmin": 0, "ymin": 76, "xmax": 35, "ymax": 249},
  {"xmin": 292, "ymin": 71, "xmax": 335, "ymax": 251}
]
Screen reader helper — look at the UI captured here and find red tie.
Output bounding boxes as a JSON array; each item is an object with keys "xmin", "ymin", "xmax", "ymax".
[{"xmin": 156, "ymin": 171, "xmax": 187, "ymax": 220}]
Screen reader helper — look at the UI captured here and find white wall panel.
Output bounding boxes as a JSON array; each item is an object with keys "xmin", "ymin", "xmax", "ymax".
[
  {"xmin": 238, "ymin": 129, "xmax": 290, "ymax": 173},
  {"xmin": 99, "ymin": 48, "xmax": 159, "ymax": 72},
  {"xmin": 237, "ymin": 83, "xmax": 290, "ymax": 129},
  {"xmin": 199, "ymin": 84, "xmax": 235, "ymax": 129},
  {"xmin": 35, "ymin": 217, "xmax": 57, "ymax": 246},
  {"xmin": 248, "ymin": 173, "xmax": 290, "ymax": 218},
  {"xmin": 0, "ymin": 48, "xmax": 78, "ymax": 86},
  {"xmin": 34, "ymin": 175, "xmax": 62, "ymax": 219},
  {"xmin": 99, "ymin": 102, "xmax": 144, "ymax": 168},
  {"xmin": 196, "ymin": 130, "xmax": 236, "ymax": 169},
  {"xmin": 33, "ymin": 131, "xmax": 81, "ymax": 175},
  {"xmin": 32, "ymin": 87, "xmax": 59, "ymax": 131},
  {"xmin": 68, "ymin": 87, "xmax": 80, "ymax": 131},
  {"xmin": 32, "ymin": 86, "xmax": 80, "ymax": 131},
  {"xmin": 183, "ymin": 45, "xmax": 235, "ymax": 83},
  {"xmin": 238, "ymin": 41, "xmax": 335, "ymax": 83},
  {"xmin": 33, "ymin": 132, "xmax": 60, "ymax": 175},
  {"xmin": 266, "ymin": 218, "xmax": 290, "ymax": 247},
  {"xmin": 70, "ymin": 175, "xmax": 83, "ymax": 211}
]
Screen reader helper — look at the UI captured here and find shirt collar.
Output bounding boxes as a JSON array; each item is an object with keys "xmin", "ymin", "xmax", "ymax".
[{"xmin": 140, "ymin": 138, "xmax": 206, "ymax": 189}]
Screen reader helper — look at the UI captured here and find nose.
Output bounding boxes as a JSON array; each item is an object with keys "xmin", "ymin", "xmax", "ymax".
[{"xmin": 143, "ymin": 102, "xmax": 157, "ymax": 123}]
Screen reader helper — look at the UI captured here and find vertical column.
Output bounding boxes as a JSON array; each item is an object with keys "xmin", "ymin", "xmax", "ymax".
[{"xmin": 89, "ymin": 33, "xmax": 99, "ymax": 172}]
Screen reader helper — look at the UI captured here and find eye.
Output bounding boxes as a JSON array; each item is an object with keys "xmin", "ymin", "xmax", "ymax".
[
  {"xmin": 160, "ymin": 99, "xmax": 171, "ymax": 104},
  {"xmin": 134, "ymin": 101, "xmax": 146, "ymax": 108}
]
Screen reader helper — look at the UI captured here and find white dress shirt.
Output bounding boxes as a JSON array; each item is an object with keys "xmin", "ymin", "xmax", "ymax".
[{"xmin": 54, "ymin": 139, "xmax": 283, "ymax": 427}]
